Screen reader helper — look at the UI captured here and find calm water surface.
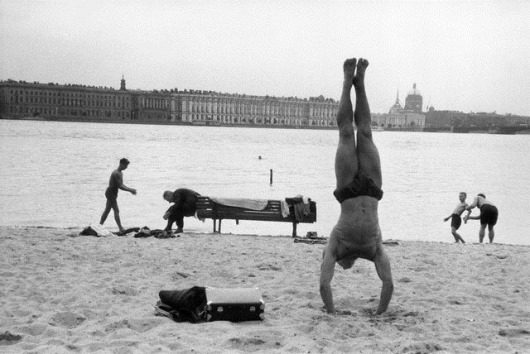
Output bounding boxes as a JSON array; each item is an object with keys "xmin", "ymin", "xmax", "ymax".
[{"xmin": 1, "ymin": 120, "xmax": 529, "ymax": 245}]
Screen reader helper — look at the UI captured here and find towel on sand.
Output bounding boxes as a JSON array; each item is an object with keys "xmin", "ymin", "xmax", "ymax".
[{"xmin": 210, "ymin": 198, "xmax": 269, "ymax": 210}]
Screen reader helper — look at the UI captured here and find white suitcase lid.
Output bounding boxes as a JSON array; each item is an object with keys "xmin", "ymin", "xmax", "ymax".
[{"xmin": 205, "ymin": 287, "xmax": 263, "ymax": 305}]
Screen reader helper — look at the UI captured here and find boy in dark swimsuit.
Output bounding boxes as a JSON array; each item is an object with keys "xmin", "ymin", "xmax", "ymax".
[
  {"xmin": 443, "ymin": 192, "xmax": 468, "ymax": 243},
  {"xmin": 320, "ymin": 58, "xmax": 393, "ymax": 315},
  {"xmin": 100, "ymin": 158, "xmax": 137, "ymax": 232}
]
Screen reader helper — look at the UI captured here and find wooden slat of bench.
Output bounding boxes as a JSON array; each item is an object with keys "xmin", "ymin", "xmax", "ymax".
[{"xmin": 199, "ymin": 211, "xmax": 291, "ymax": 222}]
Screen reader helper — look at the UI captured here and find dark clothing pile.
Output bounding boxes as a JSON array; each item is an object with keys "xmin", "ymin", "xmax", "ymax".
[
  {"xmin": 156, "ymin": 287, "xmax": 207, "ymax": 323},
  {"xmin": 285, "ymin": 196, "xmax": 312, "ymax": 222},
  {"xmin": 133, "ymin": 227, "xmax": 177, "ymax": 238}
]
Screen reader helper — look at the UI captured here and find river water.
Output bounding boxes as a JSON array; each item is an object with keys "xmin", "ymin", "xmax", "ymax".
[{"xmin": 0, "ymin": 119, "xmax": 529, "ymax": 245}]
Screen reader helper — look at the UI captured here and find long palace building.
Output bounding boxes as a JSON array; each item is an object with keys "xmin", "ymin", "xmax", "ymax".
[{"xmin": 0, "ymin": 77, "xmax": 339, "ymax": 128}]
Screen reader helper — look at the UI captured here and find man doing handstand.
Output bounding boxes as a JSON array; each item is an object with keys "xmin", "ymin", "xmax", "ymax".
[{"xmin": 320, "ymin": 58, "xmax": 393, "ymax": 315}]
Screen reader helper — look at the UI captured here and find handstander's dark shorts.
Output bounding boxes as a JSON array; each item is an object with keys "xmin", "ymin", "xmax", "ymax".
[
  {"xmin": 451, "ymin": 214, "xmax": 462, "ymax": 230},
  {"xmin": 333, "ymin": 173, "xmax": 383, "ymax": 203},
  {"xmin": 480, "ymin": 204, "xmax": 498, "ymax": 227}
]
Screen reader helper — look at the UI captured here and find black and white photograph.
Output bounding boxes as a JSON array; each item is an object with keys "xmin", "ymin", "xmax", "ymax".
[{"xmin": 1, "ymin": 1, "xmax": 529, "ymax": 352}]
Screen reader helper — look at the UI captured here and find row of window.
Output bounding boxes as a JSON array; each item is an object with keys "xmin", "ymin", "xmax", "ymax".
[
  {"xmin": 8, "ymin": 97, "xmax": 131, "ymax": 108},
  {"xmin": 140, "ymin": 99, "xmax": 168, "ymax": 110},
  {"xmin": 5, "ymin": 105, "xmax": 335, "ymax": 126},
  {"xmin": 181, "ymin": 103, "xmax": 336, "ymax": 117},
  {"xmin": 7, "ymin": 106, "xmax": 130, "ymax": 118},
  {"xmin": 182, "ymin": 113, "xmax": 336, "ymax": 125},
  {"xmin": 8, "ymin": 89, "xmax": 128, "ymax": 102}
]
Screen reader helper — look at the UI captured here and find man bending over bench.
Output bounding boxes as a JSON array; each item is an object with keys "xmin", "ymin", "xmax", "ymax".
[
  {"xmin": 163, "ymin": 188, "xmax": 201, "ymax": 233},
  {"xmin": 320, "ymin": 58, "xmax": 393, "ymax": 315}
]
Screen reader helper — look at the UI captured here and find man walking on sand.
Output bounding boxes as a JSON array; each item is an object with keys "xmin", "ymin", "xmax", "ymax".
[
  {"xmin": 100, "ymin": 158, "xmax": 137, "ymax": 232},
  {"xmin": 320, "ymin": 58, "xmax": 393, "ymax": 315},
  {"xmin": 443, "ymin": 192, "xmax": 468, "ymax": 243}
]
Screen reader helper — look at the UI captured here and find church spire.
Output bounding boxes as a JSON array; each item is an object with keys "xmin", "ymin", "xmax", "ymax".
[
  {"xmin": 120, "ymin": 75, "xmax": 126, "ymax": 91},
  {"xmin": 389, "ymin": 89, "xmax": 403, "ymax": 114}
]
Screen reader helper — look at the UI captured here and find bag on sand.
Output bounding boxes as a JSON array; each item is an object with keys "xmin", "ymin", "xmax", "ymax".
[
  {"xmin": 155, "ymin": 286, "xmax": 264, "ymax": 323},
  {"xmin": 204, "ymin": 287, "xmax": 265, "ymax": 322}
]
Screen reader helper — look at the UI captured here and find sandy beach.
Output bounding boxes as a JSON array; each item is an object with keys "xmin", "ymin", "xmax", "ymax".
[{"xmin": 1, "ymin": 226, "xmax": 529, "ymax": 353}]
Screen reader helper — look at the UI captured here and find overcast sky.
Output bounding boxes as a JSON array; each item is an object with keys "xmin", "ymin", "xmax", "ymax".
[{"xmin": 1, "ymin": 0, "xmax": 529, "ymax": 115}]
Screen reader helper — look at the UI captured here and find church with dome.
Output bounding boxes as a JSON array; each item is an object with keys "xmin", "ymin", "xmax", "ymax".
[{"xmin": 372, "ymin": 83, "xmax": 426, "ymax": 130}]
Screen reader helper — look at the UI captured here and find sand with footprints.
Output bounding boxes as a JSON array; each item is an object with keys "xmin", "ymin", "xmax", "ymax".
[{"xmin": 1, "ymin": 226, "xmax": 529, "ymax": 353}]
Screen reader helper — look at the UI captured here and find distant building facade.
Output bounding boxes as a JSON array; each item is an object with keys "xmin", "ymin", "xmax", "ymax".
[
  {"xmin": 0, "ymin": 80, "xmax": 133, "ymax": 121},
  {"xmin": 0, "ymin": 79, "xmax": 338, "ymax": 128},
  {"xmin": 169, "ymin": 91, "xmax": 337, "ymax": 127},
  {"xmin": 424, "ymin": 108, "xmax": 530, "ymax": 132},
  {"xmin": 4, "ymin": 78, "xmax": 526, "ymax": 132}
]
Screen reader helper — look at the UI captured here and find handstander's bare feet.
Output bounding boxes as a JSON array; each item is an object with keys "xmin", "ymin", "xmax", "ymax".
[
  {"xmin": 343, "ymin": 58, "xmax": 357, "ymax": 87},
  {"xmin": 352, "ymin": 58, "xmax": 369, "ymax": 88}
]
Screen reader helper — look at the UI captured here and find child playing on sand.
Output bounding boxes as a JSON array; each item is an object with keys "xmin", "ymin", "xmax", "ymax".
[{"xmin": 443, "ymin": 192, "xmax": 468, "ymax": 243}]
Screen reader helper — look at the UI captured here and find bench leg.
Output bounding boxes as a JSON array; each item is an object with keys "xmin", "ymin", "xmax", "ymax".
[
  {"xmin": 218, "ymin": 219, "xmax": 222, "ymax": 233},
  {"xmin": 292, "ymin": 222, "xmax": 298, "ymax": 237},
  {"xmin": 213, "ymin": 219, "xmax": 217, "ymax": 233}
]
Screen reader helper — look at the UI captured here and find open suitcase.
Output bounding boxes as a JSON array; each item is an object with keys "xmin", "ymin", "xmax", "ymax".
[{"xmin": 205, "ymin": 287, "xmax": 265, "ymax": 322}]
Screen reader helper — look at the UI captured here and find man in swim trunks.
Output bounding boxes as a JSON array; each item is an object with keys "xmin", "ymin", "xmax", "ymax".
[
  {"xmin": 99, "ymin": 158, "xmax": 137, "ymax": 232},
  {"xmin": 443, "ymin": 192, "xmax": 468, "ymax": 243},
  {"xmin": 464, "ymin": 193, "xmax": 498, "ymax": 243},
  {"xmin": 320, "ymin": 58, "xmax": 393, "ymax": 315},
  {"xmin": 163, "ymin": 188, "xmax": 201, "ymax": 233}
]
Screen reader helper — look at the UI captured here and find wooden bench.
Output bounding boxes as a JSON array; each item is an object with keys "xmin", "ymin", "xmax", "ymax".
[{"xmin": 195, "ymin": 196, "xmax": 317, "ymax": 237}]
